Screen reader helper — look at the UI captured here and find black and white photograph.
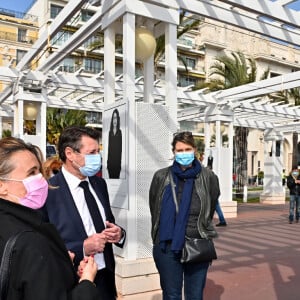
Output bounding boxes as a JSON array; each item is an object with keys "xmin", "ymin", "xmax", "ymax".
[
  {"xmin": 103, "ymin": 102, "xmax": 127, "ymax": 209},
  {"xmin": 107, "ymin": 108, "xmax": 123, "ymax": 179}
]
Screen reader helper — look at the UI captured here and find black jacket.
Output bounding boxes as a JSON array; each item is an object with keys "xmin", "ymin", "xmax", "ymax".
[
  {"xmin": 149, "ymin": 165, "xmax": 220, "ymax": 244},
  {"xmin": 0, "ymin": 198, "xmax": 100, "ymax": 300},
  {"xmin": 287, "ymin": 174, "xmax": 300, "ymax": 195}
]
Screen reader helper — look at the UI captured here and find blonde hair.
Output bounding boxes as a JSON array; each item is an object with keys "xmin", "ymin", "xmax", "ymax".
[{"xmin": 0, "ymin": 137, "xmax": 44, "ymax": 179}]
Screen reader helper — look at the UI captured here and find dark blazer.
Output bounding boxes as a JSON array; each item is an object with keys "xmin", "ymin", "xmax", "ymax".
[
  {"xmin": 42, "ymin": 171, "xmax": 125, "ymax": 270},
  {"xmin": 0, "ymin": 199, "xmax": 100, "ymax": 300}
]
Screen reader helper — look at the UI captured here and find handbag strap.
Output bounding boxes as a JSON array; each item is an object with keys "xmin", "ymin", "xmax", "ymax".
[
  {"xmin": 168, "ymin": 168, "xmax": 179, "ymax": 214},
  {"xmin": 0, "ymin": 230, "xmax": 30, "ymax": 300}
]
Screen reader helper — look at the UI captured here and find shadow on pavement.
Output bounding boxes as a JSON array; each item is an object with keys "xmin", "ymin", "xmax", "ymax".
[{"xmin": 204, "ymin": 202, "xmax": 300, "ymax": 300}]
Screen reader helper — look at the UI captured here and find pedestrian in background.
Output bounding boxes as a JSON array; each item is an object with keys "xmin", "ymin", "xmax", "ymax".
[
  {"xmin": 287, "ymin": 166, "xmax": 300, "ymax": 224},
  {"xmin": 199, "ymin": 152, "xmax": 227, "ymax": 227}
]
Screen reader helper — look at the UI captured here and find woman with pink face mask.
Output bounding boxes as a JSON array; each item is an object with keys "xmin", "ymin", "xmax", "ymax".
[{"xmin": 0, "ymin": 137, "xmax": 101, "ymax": 300}]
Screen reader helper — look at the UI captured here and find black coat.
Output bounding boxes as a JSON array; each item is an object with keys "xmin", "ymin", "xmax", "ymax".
[
  {"xmin": 149, "ymin": 165, "xmax": 220, "ymax": 244},
  {"xmin": 287, "ymin": 174, "xmax": 300, "ymax": 195},
  {"xmin": 0, "ymin": 198, "xmax": 100, "ymax": 300}
]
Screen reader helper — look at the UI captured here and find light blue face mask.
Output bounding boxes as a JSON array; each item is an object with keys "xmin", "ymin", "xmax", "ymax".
[
  {"xmin": 79, "ymin": 154, "xmax": 101, "ymax": 177},
  {"xmin": 175, "ymin": 152, "xmax": 195, "ymax": 166}
]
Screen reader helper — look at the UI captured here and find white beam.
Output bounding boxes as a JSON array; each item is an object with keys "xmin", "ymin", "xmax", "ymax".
[
  {"xmin": 179, "ymin": 0, "xmax": 300, "ymax": 47},
  {"xmin": 17, "ymin": 0, "xmax": 88, "ymax": 71},
  {"xmin": 215, "ymin": 71, "xmax": 300, "ymax": 102},
  {"xmin": 219, "ymin": 0, "xmax": 300, "ymax": 28},
  {"xmin": 275, "ymin": 0, "xmax": 297, "ymax": 6},
  {"xmin": 37, "ymin": 4, "xmax": 107, "ymax": 72}
]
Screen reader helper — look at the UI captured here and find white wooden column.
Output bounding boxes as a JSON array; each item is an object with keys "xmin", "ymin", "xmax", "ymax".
[
  {"xmin": 260, "ymin": 129, "xmax": 285, "ymax": 204},
  {"xmin": 123, "ymin": 12, "xmax": 137, "ymax": 260},
  {"xmin": 165, "ymin": 23, "xmax": 178, "ymax": 128},
  {"xmin": 104, "ymin": 25, "xmax": 116, "ymax": 105},
  {"xmin": 228, "ymin": 122, "xmax": 234, "ymax": 192}
]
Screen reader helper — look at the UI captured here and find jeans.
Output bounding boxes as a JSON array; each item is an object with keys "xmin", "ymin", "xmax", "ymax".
[
  {"xmin": 289, "ymin": 194, "xmax": 300, "ymax": 221},
  {"xmin": 153, "ymin": 244, "xmax": 209, "ymax": 300},
  {"xmin": 215, "ymin": 201, "xmax": 226, "ymax": 224}
]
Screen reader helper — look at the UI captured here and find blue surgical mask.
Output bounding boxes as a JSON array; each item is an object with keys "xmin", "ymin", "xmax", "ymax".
[
  {"xmin": 175, "ymin": 152, "xmax": 195, "ymax": 166},
  {"xmin": 79, "ymin": 154, "xmax": 101, "ymax": 177},
  {"xmin": 292, "ymin": 171, "xmax": 299, "ymax": 177}
]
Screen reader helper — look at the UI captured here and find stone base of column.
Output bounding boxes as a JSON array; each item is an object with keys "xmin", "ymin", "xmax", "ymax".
[
  {"xmin": 220, "ymin": 200, "xmax": 237, "ymax": 218},
  {"xmin": 260, "ymin": 194, "xmax": 286, "ymax": 204},
  {"xmin": 115, "ymin": 256, "xmax": 162, "ymax": 299}
]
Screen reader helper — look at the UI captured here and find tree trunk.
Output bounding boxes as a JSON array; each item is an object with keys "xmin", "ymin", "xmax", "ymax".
[
  {"xmin": 234, "ymin": 126, "xmax": 249, "ymax": 196},
  {"xmin": 292, "ymin": 131, "xmax": 298, "ymax": 169}
]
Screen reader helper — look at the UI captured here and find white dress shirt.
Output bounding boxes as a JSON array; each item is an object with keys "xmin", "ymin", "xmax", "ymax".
[{"xmin": 61, "ymin": 166, "xmax": 106, "ymax": 270}]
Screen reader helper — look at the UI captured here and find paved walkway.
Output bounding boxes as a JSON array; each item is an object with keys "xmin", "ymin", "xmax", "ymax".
[{"xmin": 204, "ymin": 202, "xmax": 300, "ymax": 300}]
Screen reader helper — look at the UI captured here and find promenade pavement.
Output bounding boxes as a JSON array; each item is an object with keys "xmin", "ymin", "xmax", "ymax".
[{"xmin": 204, "ymin": 202, "xmax": 300, "ymax": 300}]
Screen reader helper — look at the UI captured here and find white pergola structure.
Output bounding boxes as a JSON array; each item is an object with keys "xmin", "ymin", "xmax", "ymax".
[{"xmin": 2, "ymin": 0, "xmax": 300, "ymax": 297}]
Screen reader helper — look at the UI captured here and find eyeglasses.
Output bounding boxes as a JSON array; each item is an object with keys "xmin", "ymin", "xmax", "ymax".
[{"xmin": 173, "ymin": 131, "xmax": 193, "ymax": 138}]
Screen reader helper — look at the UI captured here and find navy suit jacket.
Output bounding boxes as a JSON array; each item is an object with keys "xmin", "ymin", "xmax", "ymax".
[{"xmin": 42, "ymin": 171, "xmax": 125, "ymax": 272}]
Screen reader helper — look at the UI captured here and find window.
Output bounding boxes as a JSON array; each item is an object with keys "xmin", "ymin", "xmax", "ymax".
[
  {"xmin": 83, "ymin": 35, "xmax": 103, "ymax": 49},
  {"xmin": 83, "ymin": 58, "xmax": 102, "ymax": 74},
  {"xmin": 178, "ymin": 76, "xmax": 196, "ymax": 87},
  {"xmin": 16, "ymin": 49, "xmax": 27, "ymax": 64},
  {"xmin": 52, "ymin": 31, "xmax": 73, "ymax": 46},
  {"xmin": 61, "ymin": 57, "xmax": 75, "ymax": 73},
  {"xmin": 18, "ymin": 29, "xmax": 27, "ymax": 42},
  {"xmin": 81, "ymin": 10, "xmax": 94, "ymax": 22},
  {"xmin": 50, "ymin": 5, "xmax": 63, "ymax": 19},
  {"xmin": 185, "ymin": 57, "xmax": 196, "ymax": 69}
]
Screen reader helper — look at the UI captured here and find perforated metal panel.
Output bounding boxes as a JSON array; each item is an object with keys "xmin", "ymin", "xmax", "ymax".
[{"xmin": 135, "ymin": 103, "xmax": 176, "ymax": 258}]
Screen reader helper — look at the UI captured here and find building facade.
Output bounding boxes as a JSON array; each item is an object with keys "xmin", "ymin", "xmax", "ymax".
[
  {"xmin": 0, "ymin": 7, "xmax": 39, "ymax": 132},
  {"xmin": 25, "ymin": 0, "xmax": 300, "ymax": 178}
]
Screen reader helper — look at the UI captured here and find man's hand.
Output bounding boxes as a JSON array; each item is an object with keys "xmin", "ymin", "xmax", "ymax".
[
  {"xmin": 103, "ymin": 221, "xmax": 122, "ymax": 243},
  {"xmin": 83, "ymin": 233, "xmax": 107, "ymax": 256}
]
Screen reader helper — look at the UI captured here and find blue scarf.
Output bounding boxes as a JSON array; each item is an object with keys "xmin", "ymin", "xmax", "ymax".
[{"xmin": 159, "ymin": 159, "xmax": 202, "ymax": 253}]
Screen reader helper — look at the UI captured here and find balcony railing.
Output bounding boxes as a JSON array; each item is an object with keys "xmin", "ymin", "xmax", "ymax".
[
  {"xmin": 0, "ymin": 31, "xmax": 37, "ymax": 44},
  {"xmin": 0, "ymin": 7, "xmax": 38, "ymax": 23}
]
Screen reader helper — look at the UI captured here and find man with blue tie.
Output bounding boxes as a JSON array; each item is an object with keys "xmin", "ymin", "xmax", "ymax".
[{"xmin": 42, "ymin": 126, "xmax": 126, "ymax": 299}]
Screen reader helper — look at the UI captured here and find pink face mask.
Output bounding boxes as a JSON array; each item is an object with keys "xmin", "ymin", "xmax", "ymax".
[{"xmin": 4, "ymin": 173, "xmax": 49, "ymax": 209}]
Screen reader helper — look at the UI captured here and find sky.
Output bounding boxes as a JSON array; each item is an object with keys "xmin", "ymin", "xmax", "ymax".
[{"xmin": 0, "ymin": 0, "xmax": 34, "ymax": 13}]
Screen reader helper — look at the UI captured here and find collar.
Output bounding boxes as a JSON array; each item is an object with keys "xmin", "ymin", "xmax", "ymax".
[{"xmin": 61, "ymin": 166, "xmax": 90, "ymax": 189}]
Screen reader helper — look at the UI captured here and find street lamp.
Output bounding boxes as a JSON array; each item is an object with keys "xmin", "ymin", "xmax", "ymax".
[
  {"xmin": 135, "ymin": 26, "xmax": 156, "ymax": 61},
  {"xmin": 24, "ymin": 102, "xmax": 38, "ymax": 120}
]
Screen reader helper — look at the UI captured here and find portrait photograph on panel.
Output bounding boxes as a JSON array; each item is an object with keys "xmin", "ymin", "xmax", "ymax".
[
  {"xmin": 107, "ymin": 108, "xmax": 123, "ymax": 179},
  {"xmin": 103, "ymin": 102, "xmax": 126, "ymax": 180}
]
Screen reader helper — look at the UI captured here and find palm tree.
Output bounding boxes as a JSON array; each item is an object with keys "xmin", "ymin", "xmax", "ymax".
[
  {"xmin": 209, "ymin": 52, "xmax": 257, "ymax": 88},
  {"xmin": 154, "ymin": 12, "xmax": 201, "ymax": 71},
  {"xmin": 208, "ymin": 51, "xmax": 268, "ymax": 193},
  {"xmin": 46, "ymin": 108, "xmax": 87, "ymax": 145}
]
